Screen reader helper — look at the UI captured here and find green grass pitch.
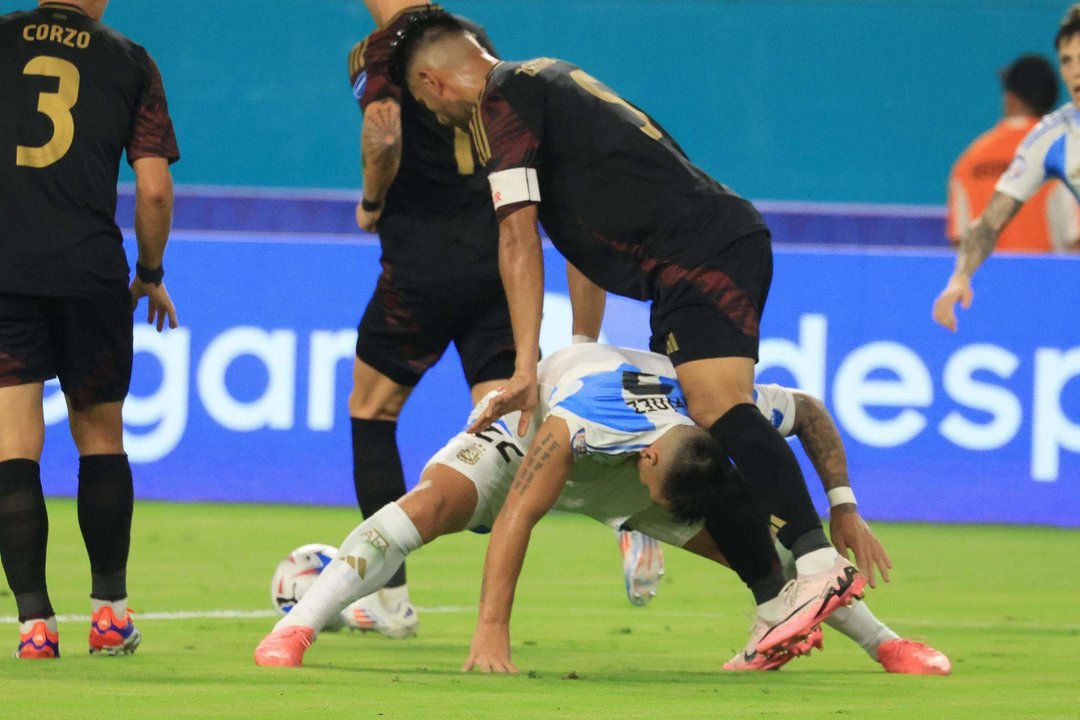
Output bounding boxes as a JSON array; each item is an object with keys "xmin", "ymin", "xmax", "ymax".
[{"xmin": 0, "ymin": 500, "xmax": 1077, "ymax": 719}]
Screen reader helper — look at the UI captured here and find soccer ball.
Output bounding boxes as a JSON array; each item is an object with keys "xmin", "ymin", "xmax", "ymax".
[{"xmin": 270, "ymin": 543, "xmax": 337, "ymax": 616}]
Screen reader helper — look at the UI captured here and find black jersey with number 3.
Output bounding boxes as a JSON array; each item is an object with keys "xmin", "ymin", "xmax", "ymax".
[
  {"xmin": 0, "ymin": 3, "xmax": 179, "ymax": 297},
  {"xmin": 471, "ymin": 59, "xmax": 767, "ymax": 301}
]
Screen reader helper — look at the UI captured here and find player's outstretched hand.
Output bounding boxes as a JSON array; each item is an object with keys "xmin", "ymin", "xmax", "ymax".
[
  {"xmin": 931, "ymin": 276, "xmax": 973, "ymax": 332},
  {"xmin": 462, "ymin": 622, "xmax": 519, "ymax": 674},
  {"xmin": 830, "ymin": 507, "xmax": 891, "ymax": 589},
  {"xmin": 130, "ymin": 279, "xmax": 178, "ymax": 332},
  {"xmin": 466, "ymin": 370, "xmax": 538, "ymax": 437},
  {"xmin": 356, "ymin": 201, "xmax": 383, "ymax": 233}
]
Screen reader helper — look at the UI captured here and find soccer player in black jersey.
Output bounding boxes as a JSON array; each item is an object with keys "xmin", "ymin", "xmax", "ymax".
[
  {"xmin": 0, "ymin": 0, "xmax": 179, "ymax": 658},
  {"xmin": 341, "ymin": 1, "xmax": 524, "ymax": 636},
  {"xmin": 391, "ymin": 12, "xmax": 883, "ymax": 671}
]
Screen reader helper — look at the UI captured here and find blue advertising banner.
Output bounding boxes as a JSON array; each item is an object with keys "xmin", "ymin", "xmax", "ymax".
[{"xmin": 37, "ymin": 232, "xmax": 1079, "ymax": 527}]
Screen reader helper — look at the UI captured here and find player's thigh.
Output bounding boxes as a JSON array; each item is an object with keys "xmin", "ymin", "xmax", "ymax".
[
  {"xmin": 353, "ymin": 269, "xmax": 452, "ymax": 403},
  {"xmin": 423, "ymin": 427, "xmax": 522, "ymax": 535},
  {"xmin": 0, "ymin": 383, "xmax": 45, "ymax": 462},
  {"xmin": 0, "ymin": 294, "xmax": 60, "ymax": 460},
  {"xmin": 675, "ymin": 356, "xmax": 756, "ymax": 428},
  {"xmin": 46, "ymin": 287, "xmax": 133, "ymax": 417},
  {"xmin": 348, "ymin": 357, "xmax": 414, "ymax": 421},
  {"xmin": 452, "ymin": 277, "xmax": 516, "ymax": 390},
  {"xmin": 399, "ymin": 465, "xmax": 481, "ymax": 542}
]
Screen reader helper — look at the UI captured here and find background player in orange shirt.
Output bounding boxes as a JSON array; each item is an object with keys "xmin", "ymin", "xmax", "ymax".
[{"xmin": 947, "ymin": 54, "xmax": 1079, "ymax": 253}]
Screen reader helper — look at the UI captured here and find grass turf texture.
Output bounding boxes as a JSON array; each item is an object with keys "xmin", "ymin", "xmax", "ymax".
[{"xmin": 0, "ymin": 500, "xmax": 1076, "ymax": 720}]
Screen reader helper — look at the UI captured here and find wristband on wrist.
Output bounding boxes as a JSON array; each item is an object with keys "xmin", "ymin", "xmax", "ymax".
[
  {"xmin": 827, "ymin": 486, "xmax": 857, "ymax": 508},
  {"xmin": 571, "ymin": 334, "xmax": 597, "ymax": 345},
  {"xmin": 360, "ymin": 197, "xmax": 383, "ymax": 212},
  {"xmin": 135, "ymin": 262, "xmax": 164, "ymax": 286}
]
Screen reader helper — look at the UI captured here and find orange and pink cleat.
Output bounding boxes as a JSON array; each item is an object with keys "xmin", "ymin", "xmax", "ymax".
[
  {"xmin": 876, "ymin": 639, "xmax": 952, "ymax": 675},
  {"xmin": 14, "ymin": 620, "xmax": 59, "ymax": 659},
  {"xmin": 254, "ymin": 625, "xmax": 314, "ymax": 667},
  {"xmin": 89, "ymin": 606, "xmax": 141, "ymax": 656}
]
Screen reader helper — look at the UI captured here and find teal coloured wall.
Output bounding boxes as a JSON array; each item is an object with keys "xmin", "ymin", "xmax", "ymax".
[{"xmin": 90, "ymin": 0, "xmax": 1064, "ymax": 203}]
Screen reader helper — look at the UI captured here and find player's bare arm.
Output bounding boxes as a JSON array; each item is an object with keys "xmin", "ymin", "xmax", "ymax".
[
  {"xmin": 467, "ymin": 205, "xmax": 544, "ymax": 436},
  {"xmin": 791, "ymin": 391, "xmax": 891, "ymax": 588},
  {"xmin": 130, "ymin": 156, "xmax": 178, "ymax": 331},
  {"xmin": 567, "ymin": 262, "xmax": 606, "ymax": 341},
  {"xmin": 463, "ymin": 417, "xmax": 573, "ymax": 673},
  {"xmin": 932, "ymin": 191, "xmax": 1022, "ymax": 332},
  {"xmin": 357, "ymin": 98, "xmax": 402, "ymax": 231}
]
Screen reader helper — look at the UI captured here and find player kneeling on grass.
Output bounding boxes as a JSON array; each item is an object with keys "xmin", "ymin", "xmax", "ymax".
[{"xmin": 255, "ymin": 344, "xmax": 949, "ymax": 674}]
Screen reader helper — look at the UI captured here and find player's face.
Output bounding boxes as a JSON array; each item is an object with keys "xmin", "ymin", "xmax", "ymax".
[
  {"xmin": 1058, "ymin": 34, "xmax": 1080, "ymax": 107},
  {"xmin": 408, "ymin": 73, "xmax": 473, "ymax": 129},
  {"xmin": 636, "ymin": 457, "xmax": 672, "ymax": 511}
]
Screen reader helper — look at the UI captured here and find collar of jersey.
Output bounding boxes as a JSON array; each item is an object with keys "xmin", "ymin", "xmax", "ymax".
[{"xmin": 39, "ymin": 1, "xmax": 87, "ymax": 14}]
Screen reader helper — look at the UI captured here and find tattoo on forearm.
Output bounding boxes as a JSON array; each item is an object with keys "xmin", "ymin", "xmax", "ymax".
[
  {"xmin": 361, "ymin": 102, "xmax": 402, "ymax": 170},
  {"xmin": 795, "ymin": 395, "xmax": 849, "ymax": 491},
  {"xmin": 956, "ymin": 192, "xmax": 1021, "ymax": 277},
  {"xmin": 513, "ymin": 432, "xmax": 559, "ymax": 496}
]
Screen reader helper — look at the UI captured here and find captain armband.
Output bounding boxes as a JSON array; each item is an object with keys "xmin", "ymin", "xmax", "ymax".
[{"xmin": 489, "ymin": 168, "xmax": 541, "ymax": 210}]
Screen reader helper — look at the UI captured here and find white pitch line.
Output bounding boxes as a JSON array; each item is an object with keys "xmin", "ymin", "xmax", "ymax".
[{"xmin": 1, "ymin": 607, "xmax": 1076, "ymax": 632}]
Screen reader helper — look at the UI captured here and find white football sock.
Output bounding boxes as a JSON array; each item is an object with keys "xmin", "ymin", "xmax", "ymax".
[
  {"xmin": 379, "ymin": 584, "xmax": 411, "ymax": 611},
  {"xmin": 794, "ymin": 546, "xmax": 841, "ymax": 575},
  {"xmin": 19, "ymin": 616, "xmax": 57, "ymax": 635},
  {"xmin": 91, "ymin": 597, "xmax": 128, "ymax": 617},
  {"xmin": 824, "ymin": 601, "xmax": 900, "ymax": 659},
  {"xmin": 276, "ymin": 502, "xmax": 422, "ymax": 634}
]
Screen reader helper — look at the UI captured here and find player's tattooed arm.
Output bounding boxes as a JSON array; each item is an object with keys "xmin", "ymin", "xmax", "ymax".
[
  {"xmin": 933, "ymin": 191, "xmax": 1023, "ymax": 331},
  {"xmin": 790, "ymin": 391, "xmax": 851, "ymax": 507},
  {"xmin": 952, "ymin": 191, "xmax": 1022, "ymax": 280},
  {"xmin": 358, "ymin": 98, "xmax": 402, "ymax": 210},
  {"xmin": 465, "ymin": 417, "xmax": 572, "ymax": 673},
  {"xmin": 791, "ymin": 389, "xmax": 892, "ymax": 587}
]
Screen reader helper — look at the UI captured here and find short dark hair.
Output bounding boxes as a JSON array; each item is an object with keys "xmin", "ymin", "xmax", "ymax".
[
  {"xmin": 1055, "ymin": 4, "xmax": 1080, "ymax": 49},
  {"xmin": 661, "ymin": 434, "xmax": 739, "ymax": 524},
  {"xmin": 388, "ymin": 8, "xmax": 469, "ymax": 87},
  {"xmin": 1001, "ymin": 55, "xmax": 1059, "ymax": 116}
]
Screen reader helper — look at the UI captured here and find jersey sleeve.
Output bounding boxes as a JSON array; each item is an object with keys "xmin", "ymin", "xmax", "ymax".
[
  {"xmin": 126, "ymin": 51, "xmax": 179, "ymax": 165},
  {"xmin": 995, "ymin": 123, "xmax": 1053, "ymax": 202},
  {"xmin": 473, "ymin": 78, "xmax": 543, "ymax": 222},
  {"xmin": 350, "ymin": 32, "xmax": 401, "ymax": 110},
  {"xmin": 753, "ymin": 384, "xmax": 797, "ymax": 437}
]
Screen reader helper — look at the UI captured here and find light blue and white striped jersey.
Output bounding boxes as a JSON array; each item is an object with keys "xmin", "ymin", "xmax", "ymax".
[
  {"xmin": 997, "ymin": 104, "xmax": 1080, "ymax": 204},
  {"xmin": 536, "ymin": 344, "xmax": 796, "ymax": 460}
]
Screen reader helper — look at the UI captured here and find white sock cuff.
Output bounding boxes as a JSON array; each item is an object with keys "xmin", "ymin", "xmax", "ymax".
[{"xmin": 377, "ymin": 502, "xmax": 423, "ymax": 554}]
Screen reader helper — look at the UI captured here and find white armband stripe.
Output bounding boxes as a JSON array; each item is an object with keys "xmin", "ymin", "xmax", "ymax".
[{"xmin": 489, "ymin": 168, "xmax": 541, "ymax": 210}]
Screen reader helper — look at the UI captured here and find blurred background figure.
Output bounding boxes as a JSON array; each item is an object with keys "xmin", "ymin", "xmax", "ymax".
[{"xmin": 947, "ymin": 54, "xmax": 1079, "ymax": 254}]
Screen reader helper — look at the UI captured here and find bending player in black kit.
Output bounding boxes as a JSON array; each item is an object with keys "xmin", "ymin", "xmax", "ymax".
[
  {"xmin": 389, "ymin": 11, "xmax": 885, "ymax": 669},
  {"xmin": 339, "ymin": 0, "xmax": 516, "ymax": 636},
  {"xmin": 0, "ymin": 0, "xmax": 179, "ymax": 658}
]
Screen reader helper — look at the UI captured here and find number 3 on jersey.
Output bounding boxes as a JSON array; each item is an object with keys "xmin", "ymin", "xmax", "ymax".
[
  {"xmin": 16, "ymin": 56, "xmax": 81, "ymax": 169},
  {"xmin": 570, "ymin": 69, "xmax": 662, "ymax": 141}
]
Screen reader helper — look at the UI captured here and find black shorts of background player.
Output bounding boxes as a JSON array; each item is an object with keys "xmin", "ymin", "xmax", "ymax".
[
  {"xmin": 390, "ymin": 12, "xmax": 884, "ymax": 668},
  {"xmin": 0, "ymin": 0, "xmax": 179, "ymax": 658},
  {"xmin": 340, "ymin": 1, "xmax": 553, "ymax": 630}
]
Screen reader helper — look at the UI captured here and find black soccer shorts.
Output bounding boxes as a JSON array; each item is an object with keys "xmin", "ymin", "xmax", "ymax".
[
  {"xmin": 0, "ymin": 287, "xmax": 134, "ymax": 411},
  {"xmin": 648, "ymin": 228, "xmax": 773, "ymax": 365},
  {"xmin": 356, "ymin": 263, "xmax": 515, "ymax": 388}
]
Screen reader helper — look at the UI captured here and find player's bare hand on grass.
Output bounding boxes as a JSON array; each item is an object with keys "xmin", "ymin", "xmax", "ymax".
[
  {"xmin": 356, "ymin": 202, "xmax": 383, "ymax": 233},
  {"xmin": 130, "ymin": 279, "xmax": 178, "ymax": 331},
  {"xmin": 932, "ymin": 276, "xmax": 973, "ymax": 332},
  {"xmin": 830, "ymin": 507, "xmax": 891, "ymax": 589},
  {"xmin": 462, "ymin": 623, "xmax": 519, "ymax": 674},
  {"xmin": 466, "ymin": 371, "xmax": 537, "ymax": 437}
]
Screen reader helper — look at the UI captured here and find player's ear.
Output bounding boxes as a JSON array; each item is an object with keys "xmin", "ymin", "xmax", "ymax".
[{"xmin": 638, "ymin": 446, "xmax": 659, "ymax": 467}]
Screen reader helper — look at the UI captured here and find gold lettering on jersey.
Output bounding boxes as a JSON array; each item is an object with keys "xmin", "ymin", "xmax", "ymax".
[
  {"xmin": 22, "ymin": 24, "xmax": 90, "ymax": 49},
  {"xmin": 17, "ymin": 56, "xmax": 80, "ymax": 168},
  {"xmin": 665, "ymin": 332, "xmax": 679, "ymax": 355},
  {"xmin": 515, "ymin": 58, "xmax": 557, "ymax": 77}
]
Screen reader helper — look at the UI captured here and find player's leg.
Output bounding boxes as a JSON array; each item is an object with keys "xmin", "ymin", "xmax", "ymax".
[
  {"xmin": 0, "ymin": 294, "xmax": 59, "ymax": 658},
  {"xmin": 255, "ymin": 465, "xmax": 479, "ymax": 667},
  {"xmin": 349, "ymin": 269, "xmax": 450, "ymax": 631},
  {"xmin": 57, "ymin": 288, "xmax": 140, "ymax": 655}
]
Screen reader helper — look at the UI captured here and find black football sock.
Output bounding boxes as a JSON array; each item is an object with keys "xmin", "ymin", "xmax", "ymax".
[
  {"xmin": 351, "ymin": 418, "xmax": 408, "ymax": 588},
  {"xmin": 709, "ymin": 405, "xmax": 830, "ymax": 557},
  {"xmin": 0, "ymin": 459, "xmax": 54, "ymax": 622},
  {"xmin": 77, "ymin": 454, "xmax": 133, "ymax": 601},
  {"xmin": 702, "ymin": 476, "xmax": 786, "ymax": 603}
]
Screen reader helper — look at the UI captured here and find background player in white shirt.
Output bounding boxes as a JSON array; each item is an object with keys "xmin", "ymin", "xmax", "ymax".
[
  {"xmin": 255, "ymin": 345, "xmax": 947, "ymax": 674},
  {"xmin": 934, "ymin": 4, "xmax": 1080, "ymax": 331}
]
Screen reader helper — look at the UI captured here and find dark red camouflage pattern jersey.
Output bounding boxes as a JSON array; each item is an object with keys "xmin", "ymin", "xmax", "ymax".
[
  {"xmin": 471, "ymin": 58, "xmax": 768, "ymax": 302},
  {"xmin": 0, "ymin": 2, "xmax": 179, "ymax": 297}
]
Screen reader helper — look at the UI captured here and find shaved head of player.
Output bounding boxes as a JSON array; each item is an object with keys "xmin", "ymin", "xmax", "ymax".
[{"xmin": 396, "ymin": 13, "xmax": 496, "ymax": 128}]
